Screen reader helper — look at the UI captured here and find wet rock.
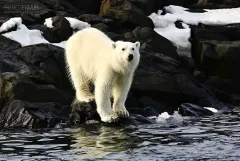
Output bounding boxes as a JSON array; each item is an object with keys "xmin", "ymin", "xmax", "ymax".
[
  {"xmin": 0, "ymin": 100, "xmax": 70, "ymax": 128},
  {"xmin": 143, "ymin": 106, "xmax": 159, "ymax": 117},
  {"xmin": 178, "ymin": 103, "xmax": 214, "ymax": 117},
  {"xmin": 69, "ymin": 100, "xmax": 153, "ymax": 126},
  {"xmin": 139, "ymin": 96, "xmax": 167, "ymax": 114},
  {"xmin": 0, "ymin": 36, "xmax": 22, "ymax": 52},
  {"xmin": 0, "ymin": 72, "xmax": 73, "ymax": 110},
  {"xmin": 100, "ymin": 0, "xmax": 154, "ymax": 28},
  {"xmin": 204, "ymin": 76, "xmax": 240, "ymax": 105},
  {"xmin": 41, "ymin": 16, "xmax": 73, "ymax": 43}
]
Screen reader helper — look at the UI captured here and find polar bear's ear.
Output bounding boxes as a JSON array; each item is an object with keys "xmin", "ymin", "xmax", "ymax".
[
  {"xmin": 135, "ymin": 41, "xmax": 140, "ymax": 48},
  {"xmin": 112, "ymin": 43, "xmax": 116, "ymax": 49}
]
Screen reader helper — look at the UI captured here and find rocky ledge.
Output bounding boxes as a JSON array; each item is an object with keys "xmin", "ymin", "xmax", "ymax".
[{"xmin": 0, "ymin": 0, "xmax": 239, "ymax": 128}]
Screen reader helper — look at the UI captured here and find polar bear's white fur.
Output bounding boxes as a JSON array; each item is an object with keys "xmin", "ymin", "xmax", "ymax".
[{"xmin": 65, "ymin": 27, "xmax": 140, "ymax": 122}]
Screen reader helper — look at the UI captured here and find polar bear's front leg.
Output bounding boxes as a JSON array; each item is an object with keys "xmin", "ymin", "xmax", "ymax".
[
  {"xmin": 112, "ymin": 74, "xmax": 133, "ymax": 118},
  {"xmin": 95, "ymin": 75, "xmax": 118, "ymax": 123}
]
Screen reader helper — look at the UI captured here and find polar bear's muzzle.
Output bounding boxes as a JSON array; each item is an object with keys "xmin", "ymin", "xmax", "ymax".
[{"xmin": 127, "ymin": 54, "xmax": 134, "ymax": 62}]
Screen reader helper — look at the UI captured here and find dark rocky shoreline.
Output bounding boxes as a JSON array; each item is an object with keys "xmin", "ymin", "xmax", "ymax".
[{"xmin": 0, "ymin": 0, "xmax": 239, "ymax": 128}]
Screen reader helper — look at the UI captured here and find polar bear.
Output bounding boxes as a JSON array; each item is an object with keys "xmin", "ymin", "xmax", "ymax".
[{"xmin": 65, "ymin": 27, "xmax": 140, "ymax": 123}]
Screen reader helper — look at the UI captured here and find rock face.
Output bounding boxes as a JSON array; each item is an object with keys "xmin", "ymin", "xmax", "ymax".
[
  {"xmin": 0, "ymin": 0, "xmax": 237, "ymax": 128},
  {"xmin": 41, "ymin": 16, "xmax": 73, "ymax": 43},
  {"xmin": 100, "ymin": 0, "xmax": 154, "ymax": 28},
  {"xmin": 191, "ymin": 24, "xmax": 240, "ymax": 105}
]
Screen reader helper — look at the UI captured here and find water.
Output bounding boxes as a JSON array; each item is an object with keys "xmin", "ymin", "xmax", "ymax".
[{"xmin": 0, "ymin": 108, "xmax": 240, "ymax": 161}]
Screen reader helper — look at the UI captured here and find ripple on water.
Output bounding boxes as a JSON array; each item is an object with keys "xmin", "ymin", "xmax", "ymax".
[{"xmin": 0, "ymin": 108, "xmax": 240, "ymax": 160}]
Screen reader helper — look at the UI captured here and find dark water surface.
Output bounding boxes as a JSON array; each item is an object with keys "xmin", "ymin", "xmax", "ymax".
[{"xmin": 0, "ymin": 109, "xmax": 240, "ymax": 161}]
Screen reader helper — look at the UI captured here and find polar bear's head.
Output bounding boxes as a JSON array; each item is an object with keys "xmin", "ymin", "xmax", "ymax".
[{"xmin": 112, "ymin": 41, "xmax": 140, "ymax": 70}]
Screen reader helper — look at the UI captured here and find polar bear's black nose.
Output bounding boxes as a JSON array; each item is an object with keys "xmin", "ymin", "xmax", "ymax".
[{"xmin": 128, "ymin": 54, "xmax": 133, "ymax": 61}]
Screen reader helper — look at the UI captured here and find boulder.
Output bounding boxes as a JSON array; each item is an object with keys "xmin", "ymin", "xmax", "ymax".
[
  {"xmin": 132, "ymin": 49, "xmax": 231, "ymax": 110},
  {"xmin": 178, "ymin": 103, "xmax": 214, "ymax": 117},
  {"xmin": 193, "ymin": 0, "xmax": 240, "ymax": 9},
  {"xmin": 0, "ymin": 100, "xmax": 70, "ymax": 128},
  {"xmin": 100, "ymin": 0, "xmax": 154, "ymax": 28},
  {"xmin": 13, "ymin": 43, "xmax": 73, "ymax": 93},
  {"xmin": 0, "ymin": 72, "xmax": 73, "ymax": 110},
  {"xmin": 191, "ymin": 24, "xmax": 240, "ymax": 105},
  {"xmin": 41, "ymin": 16, "xmax": 73, "ymax": 43},
  {"xmin": 67, "ymin": 0, "xmax": 102, "ymax": 14},
  {"xmin": 0, "ymin": 36, "xmax": 22, "ymax": 52},
  {"xmin": 92, "ymin": 23, "xmax": 110, "ymax": 32},
  {"xmin": 78, "ymin": 14, "xmax": 104, "ymax": 24},
  {"xmin": 130, "ymin": 27, "xmax": 179, "ymax": 59}
]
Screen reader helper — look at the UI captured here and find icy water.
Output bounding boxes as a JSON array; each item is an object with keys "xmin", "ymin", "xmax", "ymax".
[{"xmin": 0, "ymin": 109, "xmax": 240, "ymax": 161}]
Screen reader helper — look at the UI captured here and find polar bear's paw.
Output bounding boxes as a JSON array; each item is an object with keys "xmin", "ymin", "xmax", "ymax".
[
  {"xmin": 113, "ymin": 106, "xmax": 129, "ymax": 118},
  {"xmin": 99, "ymin": 110, "xmax": 119, "ymax": 123}
]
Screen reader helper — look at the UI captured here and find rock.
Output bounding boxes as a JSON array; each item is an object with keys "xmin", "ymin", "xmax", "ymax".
[
  {"xmin": 106, "ymin": 32, "xmax": 125, "ymax": 41},
  {"xmin": 194, "ymin": 40, "xmax": 240, "ymax": 80},
  {"xmin": 0, "ymin": 72, "xmax": 73, "ymax": 110},
  {"xmin": 0, "ymin": 36, "xmax": 22, "ymax": 52},
  {"xmin": 139, "ymin": 96, "xmax": 167, "ymax": 114},
  {"xmin": 41, "ymin": 16, "xmax": 73, "ymax": 43},
  {"xmin": 69, "ymin": 100, "xmax": 153, "ymax": 126},
  {"xmin": 92, "ymin": 23, "xmax": 110, "ymax": 32},
  {"xmin": 67, "ymin": 0, "xmax": 102, "ymax": 14},
  {"xmin": 13, "ymin": 43, "xmax": 73, "ymax": 93},
  {"xmin": 192, "ymin": 0, "xmax": 240, "ymax": 9},
  {"xmin": 178, "ymin": 103, "xmax": 214, "ymax": 117},
  {"xmin": 129, "ymin": 0, "xmax": 157, "ymax": 15},
  {"xmin": 204, "ymin": 76, "xmax": 240, "ymax": 105},
  {"xmin": 191, "ymin": 24, "xmax": 240, "ymax": 106},
  {"xmin": 132, "ymin": 49, "xmax": 231, "ymax": 111},
  {"xmin": 100, "ymin": 0, "xmax": 154, "ymax": 28},
  {"xmin": 0, "ymin": 100, "xmax": 70, "ymax": 128},
  {"xmin": 130, "ymin": 27, "xmax": 179, "ymax": 59},
  {"xmin": 142, "ymin": 106, "xmax": 159, "ymax": 117},
  {"xmin": 78, "ymin": 14, "xmax": 104, "ymax": 24}
]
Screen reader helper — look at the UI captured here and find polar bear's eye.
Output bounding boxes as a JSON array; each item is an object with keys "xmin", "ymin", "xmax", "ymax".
[
  {"xmin": 122, "ymin": 48, "xmax": 125, "ymax": 51},
  {"xmin": 132, "ymin": 48, "xmax": 134, "ymax": 51}
]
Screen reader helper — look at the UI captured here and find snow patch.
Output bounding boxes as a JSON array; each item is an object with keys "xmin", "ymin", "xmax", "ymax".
[
  {"xmin": 1, "ymin": 17, "xmax": 90, "ymax": 49},
  {"xmin": 149, "ymin": 6, "xmax": 240, "ymax": 57},
  {"xmin": 65, "ymin": 17, "xmax": 90, "ymax": 30},
  {"xmin": 204, "ymin": 107, "xmax": 218, "ymax": 113},
  {"xmin": 0, "ymin": 17, "xmax": 22, "ymax": 33},
  {"xmin": 2, "ymin": 24, "xmax": 49, "ymax": 46},
  {"xmin": 44, "ymin": 18, "xmax": 54, "ymax": 28}
]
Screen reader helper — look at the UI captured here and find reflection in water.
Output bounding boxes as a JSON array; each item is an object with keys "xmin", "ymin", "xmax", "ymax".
[
  {"xmin": 0, "ymin": 108, "xmax": 240, "ymax": 161},
  {"xmin": 70, "ymin": 125, "xmax": 142, "ymax": 160}
]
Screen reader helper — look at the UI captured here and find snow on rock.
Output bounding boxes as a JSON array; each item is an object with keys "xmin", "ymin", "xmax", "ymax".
[
  {"xmin": 1, "ymin": 17, "xmax": 90, "ymax": 49},
  {"xmin": 0, "ymin": 17, "xmax": 22, "ymax": 33},
  {"xmin": 149, "ymin": 5, "xmax": 240, "ymax": 57},
  {"xmin": 149, "ymin": 12, "xmax": 191, "ymax": 57},
  {"xmin": 2, "ymin": 23, "xmax": 49, "ymax": 46},
  {"xmin": 204, "ymin": 107, "xmax": 219, "ymax": 113},
  {"xmin": 164, "ymin": 5, "xmax": 240, "ymax": 25},
  {"xmin": 65, "ymin": 17, "xmax": 90, "ymax": 30},
  {"xmin": 44, "ymin": 18, "xmax": 54, "ymax": 28}
]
